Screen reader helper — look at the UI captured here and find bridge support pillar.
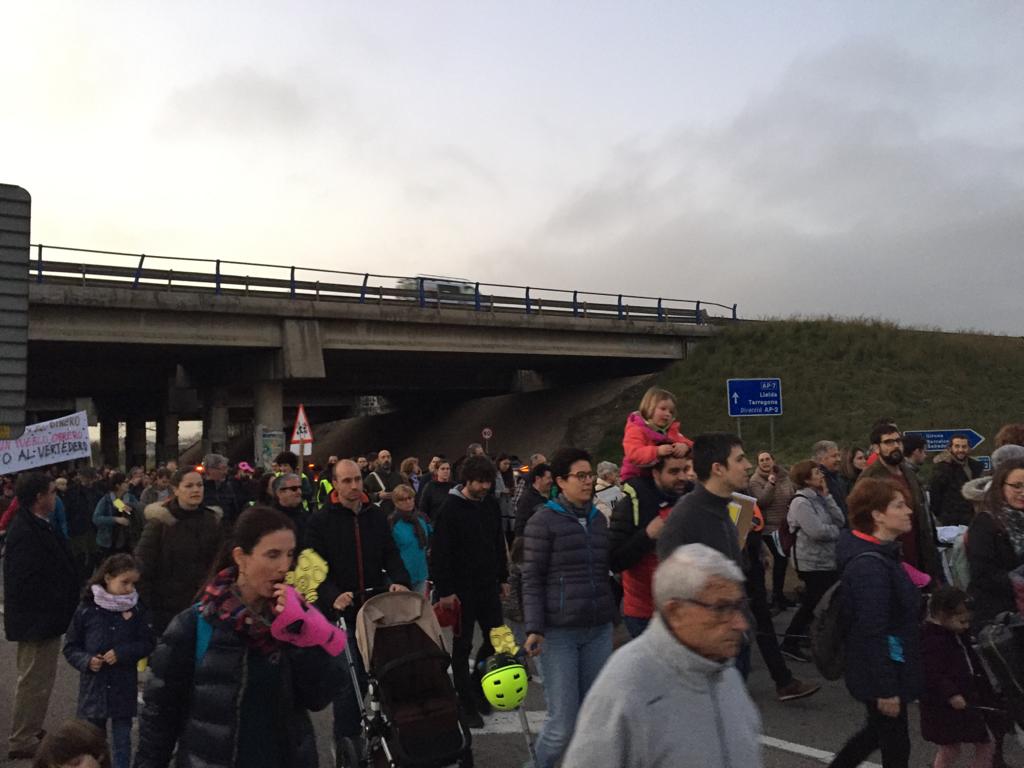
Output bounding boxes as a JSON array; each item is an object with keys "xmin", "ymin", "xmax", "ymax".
[
  {"xmin": 156, "ymin": 412, "xmax": 179, "ymax": 464},
  {"xmin": 254, "ymin": 380, "xmax": 283, "ymax": 433},
  {"xmin": 202, "ymin": 388, "xmax": 230, "ymax": 456},
  {"xmin": 100, "ymin": 418, "xmax": 120, "ymax": 468},
  {"xmin": 125, "ymin": 418, "xmax": 147, "ymax": 469}
]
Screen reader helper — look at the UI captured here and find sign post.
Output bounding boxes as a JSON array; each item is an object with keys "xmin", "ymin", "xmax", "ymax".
[
  {"xmin": 290, "ymin": 404, "xmax": 314, "ymax": 471},
  {"xmin": 902, "ymin": 428, "xmax": 984, "ymax": 453},
  {"xmin": 726, "ymin": 378, "xmax": 782, "ymax": 450},
  {"xmin": 481, "ymin": 426, "xmax": 493, "ymax": 455}
]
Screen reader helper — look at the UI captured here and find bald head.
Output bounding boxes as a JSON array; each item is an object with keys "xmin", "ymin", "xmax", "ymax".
[{"xmin": 332, "ymin": 459, "xmax": 364, "ymax": 508}]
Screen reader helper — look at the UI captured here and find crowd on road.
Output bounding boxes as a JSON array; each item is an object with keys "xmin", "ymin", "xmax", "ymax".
[{"xmin": 4, "ymin": 388, "xmax": 1024, "ymax": 768}]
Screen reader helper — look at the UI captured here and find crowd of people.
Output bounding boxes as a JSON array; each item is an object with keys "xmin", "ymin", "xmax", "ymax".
[{"xmin": 3, "ymin": 392, "xmax": 1024, "ymax": 768}]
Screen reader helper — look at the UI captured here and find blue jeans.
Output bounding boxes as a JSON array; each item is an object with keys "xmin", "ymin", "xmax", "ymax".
[
  {"xmin": 88, "ymin": 718, "xmax": 132, "ymax": 768},
  {"xmin": 332, "ymin": 625, "xmax": 366, "ymax": 744},
  {"xmin": 622, "ymin": 615, "xmax": 649, "ymax": 639},
  {"xmin": 533, "ymin": 624, "xmax": 613, "ymax": 768}
]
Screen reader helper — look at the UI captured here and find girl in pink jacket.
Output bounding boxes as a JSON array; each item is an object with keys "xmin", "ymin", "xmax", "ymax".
[{"xmin": 620, "ymin": 388, "xmax": 692, "ymax": 482}]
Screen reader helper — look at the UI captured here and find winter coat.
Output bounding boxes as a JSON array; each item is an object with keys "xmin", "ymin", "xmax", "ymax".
[
  {"xmin": 820, "ymin": 466, "xmax": 849, "ymax": 518},
  {"xmin": 930, "ymin": 455, "xmax": 984, "ymax": 526},
  {"xmin": 656, "ymin": 484, "xmax": 743, "ymax": 568},
  {"xmin": 202, "ymin": 478, "xmax": 242, "ymax": 528},
  {"xmin": 273, "ymin": 502, "xmax": 311, "ymax": 549},
  {"xmin": 859, "ymin": 461, "xmax": 940, "ymax": 580},
  {"xmin": 93, "ymin": 493, "xmax": 142, "ymax": 551},
  {"xmin": 513, "ymin": 485, "xmax": 547, "ymax": 539},
  {"xmin": 63, "ymin": 481, "xmax": 103, "ymax": 538},
  {"xmin": 430, "ymin": 486, "xmax": 508, "ymax": 599},
  {"xmin": 134, "ymin": 606, "xmax": 344, "ymax": 768},
  {"xmin": 305, "ymin": 497, "xmax": 410, "ymax": 621},
  {"xmin": 620, "ymin": 411, "xmax": 692, "ymax": 483},
  {"xmin": 417, "ymin": 480, "xmax": 453, "ymax": 523},
  {"xmin": 2, "ymin": 508, "xmax": 79, "ymax": 642},
  {"xmin": 966, "ymin": 509, "xmax": 1022, "ymax": 631},
  {"xmin": 391, "ymin": 516, "xmax": 433, "ymax": 586},
  {"xmin": 134, "ymin": 501, "xmax": 223, "ymax": 633},
  {"xmin": 364, "ymin": 468, "xmax": 405, "ymax": 515},
  {"xmin": 63, "ymin": 598, "xmax": 157, "ymax": 719},
  {"xmin": 748, "ymin": 468, "xmax": 795, "ymax": 533},
  {"xmin": 836, "ymin": 530, "xmax": 923, "ymax": 703},
  {"xmin": 787, "ymin": 489, "xmax": 845, "ymax": 573},
  {"xmin": 608, "ymin": 475, "xmax": 680, "ymax": 619},
  {"xmin": 919, "ymin": 621, "xmax": 991, "ymax": 745},
  {"xmin": 521, "ymin": 496, "xmax": 615, "ymax": 636}
]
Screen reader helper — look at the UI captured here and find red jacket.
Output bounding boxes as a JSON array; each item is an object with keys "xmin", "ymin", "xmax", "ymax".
[{"xmin": 620, "ymin": 411, "xmax": 691, "ymax": 482}]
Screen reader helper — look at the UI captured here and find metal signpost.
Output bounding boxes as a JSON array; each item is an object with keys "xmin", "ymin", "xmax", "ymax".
[
  {"xmin": 481, "ymin": 426, "xmax": 493, "ymax": 454},
  {"xmin": 902, "ymin": 428, "xmax": 984, "ymax": 453},
  {"xmin": 726, "ymin": 378, "xmax": 783, "ymax": 450}
]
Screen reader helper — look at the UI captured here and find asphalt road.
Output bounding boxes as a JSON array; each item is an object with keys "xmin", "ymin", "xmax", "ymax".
[{"xmin": 2, "ymin": 608, "xmax": 1022, "ymax": 767}]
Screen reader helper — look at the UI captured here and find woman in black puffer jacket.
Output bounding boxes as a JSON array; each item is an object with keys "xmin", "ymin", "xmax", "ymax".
[
  {"xmin": 522, "ymin": 448, "xmax": 615, "ymax": 768},
  {"xmin": 134, "ymin": 507, "xmax": 345, "ymax": 768}
]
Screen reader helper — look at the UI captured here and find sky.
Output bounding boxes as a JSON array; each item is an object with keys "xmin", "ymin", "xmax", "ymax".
[{"xmin": 4, "ymin": 2, "xmax": 1024, "ymax": 333}]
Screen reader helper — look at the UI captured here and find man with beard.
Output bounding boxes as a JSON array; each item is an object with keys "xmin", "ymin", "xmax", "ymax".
[
  {"xmin": 430, "ymin": 455, "xmax": 508, "ymax": 728},
  {"xmin": 930, "ymin": 434, "xmax": 984, "ymax": 526},
  {"xmin": 857, "ymin": 421, "xmax": 941, "ymax": 580},
  {"xmin": 363, "ymin": 449, "xmax": 404, "ymax": 515}
]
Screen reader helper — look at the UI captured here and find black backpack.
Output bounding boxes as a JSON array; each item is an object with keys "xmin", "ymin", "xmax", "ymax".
[{"xmin": 811, "ymin": 551, "xmax": 887, "ymax": 681}]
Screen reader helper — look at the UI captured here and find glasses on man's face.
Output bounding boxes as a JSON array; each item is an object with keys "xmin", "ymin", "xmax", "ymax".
[
  {"xmin": 880, "ymin": 438, "xmax": 903, "ymax": 446},
  {"xmin": 567, "ymin": 471, "xmax": 596, "ymax": 482},
  {"xmin": 684, "ymin": 597, "xmax": 749, "ymax": 621},
  {"xmin": 280, "ymin": 486, "xmax": 302, "ymax": 492},
  {"xmin": 1005, "ymin": 482, "xmax": 1024, "ymax": 492}
]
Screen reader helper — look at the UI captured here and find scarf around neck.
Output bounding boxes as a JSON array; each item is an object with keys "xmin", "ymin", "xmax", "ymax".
[
  {"xmin": 199, "ymin": 566, "xmax": 280, "ymax": 656},
  {"xmin": 91, "ymin": 584, "xmax": 139, "ymax": 612},
  {"xmin": 995, "ymin": 506, "xmax": 1024, "ymax": 558}
]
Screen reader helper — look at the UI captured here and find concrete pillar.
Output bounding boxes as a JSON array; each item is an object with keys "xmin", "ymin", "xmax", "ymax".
[
  {"xmin": 205, "ymin": 387, "xmax": 229, "ymax": 455},
  {"xmin": 156, "ymin": 411, "xmax": 179, "ymax": 464},
  {"xmin": 100, "ymin": 419, "xmax": 120, "ymax": 468},
  {"xmin": 254, "ymin": 381, "xmax": 284, "ymax": 433},
  {"xmin": 125, "ymin": 418, "xmax": 147, "ymax": 469}
]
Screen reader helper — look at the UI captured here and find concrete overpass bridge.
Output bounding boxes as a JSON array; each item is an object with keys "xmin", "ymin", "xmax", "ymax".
[{"xmin": 24, "ymin": 245, "xmax": 734, "ymax": 466}]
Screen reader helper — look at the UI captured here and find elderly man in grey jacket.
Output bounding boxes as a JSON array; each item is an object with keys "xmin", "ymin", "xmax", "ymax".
[{"xmin": 562, "ymin": 543, "xmax": 763, "ymax": 768}]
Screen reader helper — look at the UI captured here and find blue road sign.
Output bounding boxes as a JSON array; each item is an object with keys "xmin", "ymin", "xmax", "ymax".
[
  {"xmin": 727, "ymin": 378, "xmax": 782, "ymax": 417},
  {"xmin": 902, "ymin": 428, "xmax": 984, "ymax": 452},
  {"xmin": 977, "ymin": 456, "xmax": 992, "ymax": 472}
]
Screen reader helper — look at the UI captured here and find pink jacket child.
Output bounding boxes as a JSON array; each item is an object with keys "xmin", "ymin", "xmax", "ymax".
[{"xmin": 620, "ymin": 388, "xmax": 693, "ymax": 483}]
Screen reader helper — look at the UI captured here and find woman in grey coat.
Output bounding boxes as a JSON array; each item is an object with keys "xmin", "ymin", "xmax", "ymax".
[{"xmin": 779, "ymin": 460, "xmax": 846, "ymax": 661}]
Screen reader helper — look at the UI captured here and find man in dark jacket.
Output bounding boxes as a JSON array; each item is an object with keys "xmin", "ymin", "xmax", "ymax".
[
  {"xmin": 658, "ymin": 433, "xmax": 820, "ymax": 703},
  {"xmin": 431, "ymin": 454, "xmax": 509, "ymax": 728},
  {"xmin": 930, "ymin": 435, "xmax": 984, "ymax": 526},
  {"xmin": 513, "ymin": 462, "xmax": 552, "ymax": 539},
  {"xmin": 813, "ymin": 440, "xmax": 848, "ymax": 520},
  {"xmin": 608, "ymin": 455, "xmax": 690, "ymax": 638},
  {"xmin": 202, "ymin": 453, "xmax": 242, "ymax": 529},
  {"xmin": 4, "ymin": 472, "xmax": 80, "ymax": 760},
  {"xmin": 271, "ymin": 472, "xmax": 311, "ymax": 546},
  {"xmin": 62, "ymin": 466, "xmax": 104, "ymax": 580},
  {"xmin": 306, "ymin": 459, "xmax": 410, "ymax": 755},
  {"xmin": 363, "ymin": 449, "xmax": 405, "ymax": 516}
]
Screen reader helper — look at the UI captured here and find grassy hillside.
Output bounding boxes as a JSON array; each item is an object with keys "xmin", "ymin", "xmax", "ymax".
[{"xmin": 595, "ymin": 319, "xmax": 1024, "ymax": 467}]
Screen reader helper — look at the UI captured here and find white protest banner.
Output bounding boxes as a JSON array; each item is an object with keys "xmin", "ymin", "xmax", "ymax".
[{"xmin": 0, "ymin": 411, "xmax": 92, "ymax": 473}]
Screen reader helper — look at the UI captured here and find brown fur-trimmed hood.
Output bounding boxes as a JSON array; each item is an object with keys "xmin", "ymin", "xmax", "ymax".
[{"xmin": 144, "ymin": 501, "xmax": 222, "ymax": 526}]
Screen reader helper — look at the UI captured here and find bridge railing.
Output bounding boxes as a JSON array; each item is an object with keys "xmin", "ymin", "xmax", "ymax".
[{"xmin": 29, "ymin": 244, "xmax": 738, "ymax": 325}]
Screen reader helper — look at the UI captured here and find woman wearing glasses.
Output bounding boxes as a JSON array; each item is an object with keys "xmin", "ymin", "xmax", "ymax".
[{"xmin": 522, "ymin": 447, "xmax": 616, "ymax": 768}]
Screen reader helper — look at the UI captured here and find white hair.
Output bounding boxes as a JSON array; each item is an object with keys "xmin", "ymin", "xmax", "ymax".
[
  {"xmin": 653, "ymin": 544, "xmax": 744, "ymax": 608},
  {"xmin": 203, "ymin": 453, "xmax": 228, "ymax": 470},
  {"xmin": 811, "ymin": 440, "xmax": 838, "ymax": 461}
]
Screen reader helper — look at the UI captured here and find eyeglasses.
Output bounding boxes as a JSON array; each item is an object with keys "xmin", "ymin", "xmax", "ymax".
[
  {"xmin": 683, "ymin": 597, "xmax": 749, "ymax": 620},
  {"xmin": 279, "ymin": 486, "xmax": 302, "ymax": 492},
  {"xmin": 565, "ymin": 471, "xmax": 596, "ymax": 482},
  {"xmin": 880, "ymin": 438, "xmax": 903, "ymax": 446},
  {"xmin": 1005, "ymin": 482, "xmax": 1024, "ymax": 492}
]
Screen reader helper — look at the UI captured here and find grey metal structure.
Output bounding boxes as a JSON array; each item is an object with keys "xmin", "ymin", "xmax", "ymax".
[{"xmin": 0, "ymin": 184, "xmax": 30, "ymax": 439}]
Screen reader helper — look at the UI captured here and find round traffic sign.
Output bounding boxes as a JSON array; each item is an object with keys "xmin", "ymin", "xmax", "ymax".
[{"xmin": 481, "ymin": 427, "xmax": 494, "ymax": 440}]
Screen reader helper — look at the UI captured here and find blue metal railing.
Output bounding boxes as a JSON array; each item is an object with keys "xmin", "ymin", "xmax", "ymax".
[{"xmin": 26, "ymin": 243, "xmax": 737, "ymax": 325}]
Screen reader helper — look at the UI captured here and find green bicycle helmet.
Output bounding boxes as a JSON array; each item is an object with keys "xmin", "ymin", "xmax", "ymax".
[{"xmin": 481, "ymin": 653, "xmax": 528, "ymax": 711}]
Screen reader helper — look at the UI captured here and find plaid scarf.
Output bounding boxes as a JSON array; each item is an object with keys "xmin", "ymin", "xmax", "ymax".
[{"xmin": 199, "ymin": 566, "xmax": 279, "ymax": 657}]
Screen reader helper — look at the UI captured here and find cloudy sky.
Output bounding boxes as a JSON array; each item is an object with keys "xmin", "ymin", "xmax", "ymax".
[{"xmin": 4, "ymin": 2, "xmax": 1024, "ymax": 333}]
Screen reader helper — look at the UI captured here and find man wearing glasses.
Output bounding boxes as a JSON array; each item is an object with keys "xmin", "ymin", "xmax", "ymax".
[
  {"xmin": 858, "ymin": 421, "xmax": 941, "ymax": 581},
  {"xmin": 271, "ymin": 473, "xmax": 311, "ymax": 545},
  {"xmin": 562, "ymin": 543, "xmax": 762, "ymax": 768}
]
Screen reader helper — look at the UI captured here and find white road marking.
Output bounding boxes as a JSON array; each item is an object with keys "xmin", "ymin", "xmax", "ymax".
[{"xmin": 761, "ymin": 735, "xmax": 882, "ymax": 768}]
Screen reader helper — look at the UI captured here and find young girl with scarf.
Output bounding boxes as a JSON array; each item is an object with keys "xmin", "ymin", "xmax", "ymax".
[{"xmin": 63, "ymin": 554, "xmax": 156, "ymax": 768}]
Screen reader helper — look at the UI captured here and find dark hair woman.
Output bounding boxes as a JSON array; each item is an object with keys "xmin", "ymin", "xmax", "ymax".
[
  {"xmin": 840, "ymin": 447, "xmax": 868, "ymax": 494},
  {"xmin": 830, "ymin": 478, "xmax": 922, "ymax": 768},
  {"xmin": 92, "ymin": 472, "xmax": 141, "ymax": 558},
  {"xmin": 778, "ymin": 460, "xmax": 845, "ymax": 662},
  {"xmin": 415, "ymin": 459, "xmax": 453, "ymax": 523},
  {"xmin": 134, "ymin": 468, "xmax": 224, "ymax": 633},
  {"xmin": 135, "ymin": 507, "xmax": 345, "ymax": 768}
]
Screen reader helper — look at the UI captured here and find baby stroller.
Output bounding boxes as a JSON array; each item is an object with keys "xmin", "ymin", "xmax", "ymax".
[{"xmin": 338, "ymin": 591, "xmax": 473, "ymax": 768}]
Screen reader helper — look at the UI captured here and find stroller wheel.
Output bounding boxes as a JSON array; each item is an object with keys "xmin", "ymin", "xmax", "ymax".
[{"xmin": 337, "ymin": 737, "xmax": 361, "ymax": 768}]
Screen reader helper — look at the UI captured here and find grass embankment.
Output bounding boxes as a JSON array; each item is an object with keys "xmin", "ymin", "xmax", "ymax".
[{"xmin": 595, "ymin": 319, "xmax": 1024, "ymax": 468}]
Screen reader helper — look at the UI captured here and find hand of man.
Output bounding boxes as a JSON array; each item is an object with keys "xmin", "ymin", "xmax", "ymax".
[
  {"xmin": 949, "ymin": 694, "xmax": 967, "ymax": 711},
  {"xmin": 877, "ymin": 696, "xmax": 900, "ymax": 718},
  {"xmin": 88, "ymin": 656, "xmax": 104, "ymax": 672},
  {"xmin": 102, "ymin": 649, "xmax": 118, "ymax": 665},
  {"xmin": 389, "ymin": 583, "xmax": 408, "ymax": 593},
  {"xmin": 500, "ymin": 582, "xmax": 511, "ymax": 599},
  {"xmin": 114, "ymin": 517, "xmax": 130, "ymax": 526},
  {"xmin": 379, "ymin": 491, "xmax": 392, "ymax": 501},
  {"xmin": 645, "ymin": 516, "xmax": 665, "ymax": 540},
  {"xmin": 524, "ymin": 633, "xmax": 544, "ymax": 657},
  {"xmin": 333, "ymin": 592, "xmax": 354, "ymax": 611}
]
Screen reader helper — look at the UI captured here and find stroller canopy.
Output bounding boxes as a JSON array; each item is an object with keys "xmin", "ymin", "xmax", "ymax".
[{"xmin": 355, "ymin": 591, "xmax": 446, "ymax": 670}]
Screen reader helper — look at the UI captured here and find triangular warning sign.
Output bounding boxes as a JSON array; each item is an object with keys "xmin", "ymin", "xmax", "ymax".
[{"xmin": 290, "ymin": 404, "xmax": 313, "ymax": 445}]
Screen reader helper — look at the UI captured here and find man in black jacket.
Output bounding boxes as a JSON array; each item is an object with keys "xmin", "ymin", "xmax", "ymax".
[
  {"xmin": 62, "ymin": 466, "xmax": 104, "ymax": 580},
  {"xmin": 513, "ymin": 462, "xmax": 552, "ymax": 539},
  {"xmin": 201, "ymin": 453, "xmax": 242, "ymax": 529},
  {"xmin": 306, "ymin": 459, "xmax": 410, "ymax": 758},
  {"xmin": 363, "ymin": 449, "xmax": 405, "ymax": 515},
  {"xmin": 4, "ymin": 472, "xmax": 79, "ymax": 760},
  {"xmin": 930, "ymin": 434, "xmax": 984, "ymax": 525},
  {"xmin": 431, "ymin": 455, "xmax": 509, "ymax": 728},
  {"xmin": 658, "ymin": 433, "xmax": 820, "ymax": 703}
]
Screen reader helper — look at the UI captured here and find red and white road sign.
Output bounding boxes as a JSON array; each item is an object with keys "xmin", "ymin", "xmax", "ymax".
[{"xmin": 291, "ymin": 404, "xmax": 314, "ymax": 446}]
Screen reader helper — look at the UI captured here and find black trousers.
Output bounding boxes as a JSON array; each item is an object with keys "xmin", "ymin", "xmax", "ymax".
[
  {"xmin": 782, "ymin": 570, "xmax": 838, "ymax": 649},
  {"xmin": 763, "ymin": 532, "xmax": 790, "ymax": 602},
  {"xmin": 743, "ymin": 533, "xmax": 794, "ymax": 688},
  {"xmin": 451, "ymin": 589, "xmax": 503, "ymax": 712},
  {"xmin": 829, "ymin": 702, "xmax": 910, "ymax": 768}
]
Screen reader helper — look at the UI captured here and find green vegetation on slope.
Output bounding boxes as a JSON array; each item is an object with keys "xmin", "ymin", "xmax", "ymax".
[{"xmin": 596, "ymin": 319, "xmax": 1024, "ymax": 467}]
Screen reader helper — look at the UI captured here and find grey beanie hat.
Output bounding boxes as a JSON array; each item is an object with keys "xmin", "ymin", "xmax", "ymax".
[
  {"xmin": 992, "ymin": 444, "xmax": 1024, "ymax": 469},
  {"xmin": 961, "ymin": 444, "xmax": 1024, "ymax": 502}
]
